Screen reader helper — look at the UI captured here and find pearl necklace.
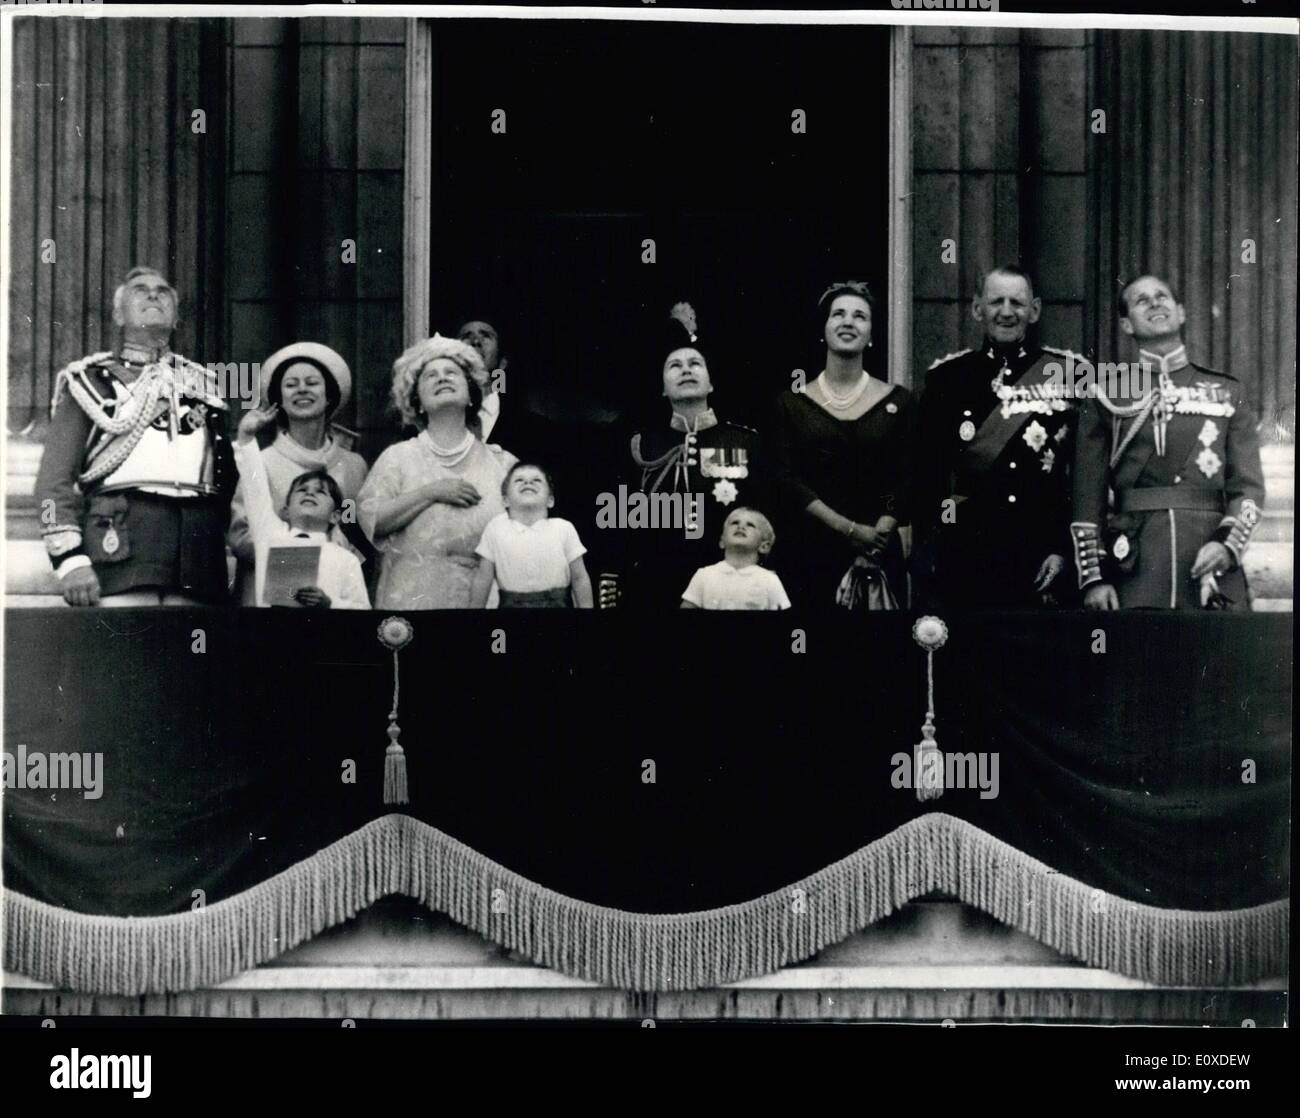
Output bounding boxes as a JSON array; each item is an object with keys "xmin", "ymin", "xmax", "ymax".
[
  {"xmin": 817, "ymin": 371, "xmax": 870, "ymax": 410},
  {"xmin": 422, "ymin": 428, "xmax": 474, "ymax": 467}
]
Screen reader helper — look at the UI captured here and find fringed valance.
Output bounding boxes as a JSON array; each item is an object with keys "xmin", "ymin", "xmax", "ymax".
[
  {"xmin": 4, "ymin": 813, "xmax": 1287, "ymax": 995},
  {"xmin": 4, "ymin": 609, "xmax": 1289, "ymax": 997}
]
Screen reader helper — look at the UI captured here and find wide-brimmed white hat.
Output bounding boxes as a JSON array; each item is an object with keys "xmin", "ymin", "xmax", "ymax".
[{"xmin": 260, "ymin": 342, "xmax": 352, "ymax": 413}]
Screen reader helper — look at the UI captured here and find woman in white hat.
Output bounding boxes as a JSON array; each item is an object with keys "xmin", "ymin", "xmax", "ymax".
[
  {"xmin": 358, "ymin": 334, "xmax": 518, "ymax": 609},
  {"xmin": 226, "ymin": 343, "xmax": 370, "ymax": 605}
]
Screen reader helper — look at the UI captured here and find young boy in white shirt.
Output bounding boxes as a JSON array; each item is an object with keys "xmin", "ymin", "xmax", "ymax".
[
  {"xmin": 471, "ymin": 463, "xmax": 594, "ymax": 608},
  {"xmin": 234, "ymin": 404, "xmax": 370, "ymax": 609},
  {"xmin": 681, "ymin": 507, "xmax": 790, "ymax": 610}
]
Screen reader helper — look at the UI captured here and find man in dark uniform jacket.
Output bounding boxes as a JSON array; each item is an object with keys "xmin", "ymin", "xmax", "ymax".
[
  {"xmin": 914, "ymin": 265, "xmax": 1081, "ymax": 608},
  {"xmin": 34, "ymin": 266, "xmax": 235, "ymax": 606},
  {"xmin": 1072, "ymin": 274, "xmax": 1265, "ymax": 610},
  {"xmin": 597, "ymin": 303, "xmax": 765, "ymax": 611}
]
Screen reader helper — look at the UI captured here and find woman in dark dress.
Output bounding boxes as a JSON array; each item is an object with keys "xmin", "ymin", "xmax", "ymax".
[{"xmin": 771, "ymin": 282, "xmax": 917, "ymax": 609}]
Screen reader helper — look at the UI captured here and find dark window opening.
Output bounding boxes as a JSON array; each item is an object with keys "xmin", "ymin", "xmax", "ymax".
[{"xmin": 427, "ymin": 20, "xmax": 892, "ymax": 433}]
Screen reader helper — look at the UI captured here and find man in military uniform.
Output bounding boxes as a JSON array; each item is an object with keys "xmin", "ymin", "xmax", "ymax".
[
  {"xmin": 1072, "ymin": 274, "xmax": 1265, "ymax": 610},
  {"xmin": 34, "ymin": 266, "xmax": 235, "ymax": 606},
  {"xmin": 914, "ymin": 265, "xmax": 1081, "ymax": 608}
]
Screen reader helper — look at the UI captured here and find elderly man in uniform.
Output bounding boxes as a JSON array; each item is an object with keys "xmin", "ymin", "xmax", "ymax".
[
  {"xmin": 1072, "ymin": 274, "xmax": 1265, "ymax": 610},
  {"xmin": 914, "ymin": 265, "xmax": 1081, "ymax": 608},
  {"xmin": 34, "ymin": 266, "xmax": 234, "ymax": 606}
]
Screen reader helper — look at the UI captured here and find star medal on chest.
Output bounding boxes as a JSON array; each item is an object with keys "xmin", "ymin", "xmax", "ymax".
[
  {"xmin": 958, "ymin": 410, "xmax": 976, "ymax": 442},
  {"xmin": 1196, "ymin": 446, "xmax": 1223, "ymax": 478},
  {"xmin": 102, "ymin": 525, "xmax": 121, "ymax": 555},
  {"xmin": 1113, "ymin": 534, "xmax": 1130, "ymax": 561},
  {"xmin": 1022, "ymin": 419, "xmax": 1048, "ymax": 453}
]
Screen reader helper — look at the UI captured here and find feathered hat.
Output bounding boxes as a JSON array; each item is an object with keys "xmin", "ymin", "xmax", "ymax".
[
  {"xmin": 656, "ymin": 301, "xmax": 703, "ymax": 362},
  {"xmin": 390, "ymin": 333, "xmax": 489, "ymax": 430}
]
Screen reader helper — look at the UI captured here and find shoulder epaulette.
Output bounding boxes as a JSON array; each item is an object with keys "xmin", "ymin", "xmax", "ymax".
[
  {"xmin": 50, "ymin": 351, "xmax": 115, "ymax": 418},
  {"xmin": 1042, "ymin": 345, "xmax": 1087, "ymax": 363},
  {"xmin": 927, "ymin": 348, "xmax": 973, "ymax": 371},
  {"xmin": 173, "ymin": 354, "xmax": 230, "ymax": 409}
]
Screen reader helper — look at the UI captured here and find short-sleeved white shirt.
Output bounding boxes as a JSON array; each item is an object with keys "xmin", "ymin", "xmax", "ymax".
[
  {"xmin": 475, "ymin": 513, "xmax": 587, "ymax": 593},
  {"xmin": 682, "ymin": 561, "xmax": 791, "ymax": 610}
]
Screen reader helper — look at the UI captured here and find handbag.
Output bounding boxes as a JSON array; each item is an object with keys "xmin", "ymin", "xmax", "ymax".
[{"xmin": 835, "ymin": 555, "xmax": 900, "ymax": 611}]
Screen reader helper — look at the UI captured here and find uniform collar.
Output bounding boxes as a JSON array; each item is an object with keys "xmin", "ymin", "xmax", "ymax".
[
  {"xmin": 1138, "ymin": 344, "xmax": 1189, "ymax": 376},
  {"xmin": 289, "ymin": 528, "xmax": 329, "ymax": 542},
  {"xmin": 984, "ymin": 342, "xmax": 1029, "ymax": 364},
  {"xmin": 118, "ymin": 342, "xmax": 172, "ymax": 366},
  {"xmin": 670, "ymin": 408, "xmax": 717, "ymax": 434}
]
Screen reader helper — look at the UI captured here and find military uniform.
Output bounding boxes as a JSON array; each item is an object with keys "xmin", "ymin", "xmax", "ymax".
[
  {"xmin": 610, "ymin": 411, "xmax": 764, "ymax": 611},
  {"xmin": 1071, "ymin": 346, "xmax": 1265, "ymax": 610},
  {"xmin": 34, "ymin": 344, "xmax": 236, "ymax": 602},
  {"xmin": 915, "ymin": 342, "xmax": 1081, "ymax": 608}
]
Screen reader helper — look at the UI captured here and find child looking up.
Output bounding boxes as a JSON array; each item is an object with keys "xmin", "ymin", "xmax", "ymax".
[
  {"xmin": 234, "ymin": 404, "xmax": 370, "ymax": 609},
  {"xmin": 681, "ymin": 507, "xmax": 790, "ymax": 610},
  {"xmin": 471, "ymin": 462, "xmax": 594, "ymax": 608}
]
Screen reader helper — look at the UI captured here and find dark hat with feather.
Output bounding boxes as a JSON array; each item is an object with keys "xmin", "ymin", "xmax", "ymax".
[{"xmin": 656, "ymin": 301, "xmax": 703, "ymax": 363}]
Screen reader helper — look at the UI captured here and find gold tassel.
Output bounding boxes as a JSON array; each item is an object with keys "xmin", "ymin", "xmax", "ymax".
[
  {"xmin": 915, "ymin": 715, "xmax": 943, "ymax": 802},
  {"xmin": 376, "ymin": 617, "xmax": 415, "ymax": 807},
  {"xmin": 384, "ymin": 720, "xmax": 408, "ymax": 806},
  {"xmin": 911, "ymin": 617, "xmax": 950, "ymax": 802}
]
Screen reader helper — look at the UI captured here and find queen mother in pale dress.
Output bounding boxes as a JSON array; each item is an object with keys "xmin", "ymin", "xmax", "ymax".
[{"xmin": 358, "ymin": 334, "xmax": 517, "ymax": 608}]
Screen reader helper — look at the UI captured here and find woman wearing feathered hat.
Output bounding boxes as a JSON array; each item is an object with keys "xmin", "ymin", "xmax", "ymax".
[
  {"xmin": 357, "ymin": 333, "xmax": 518, "ymax": 609},
  {"xmin": 770, "ymin": 281, "xmax": 917, "ymax": 609},
  {"xmin": 598, "ymin": 302, "xmax": 767, "ymax": 611},
  {"xmin": 227, "ymin": 342, "xmax": 370, "ymax": 605}
]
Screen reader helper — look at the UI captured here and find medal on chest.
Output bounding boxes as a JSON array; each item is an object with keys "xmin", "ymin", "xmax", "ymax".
[
  {"xmin": 703, "ymin": 445, "xmax": 747, "ymax": 505},
  {"xmin": 102, "ymin": 526, "xmax": 121, "ymax": 555},
  {"xmin": 712, "ymin": 479, "xmax": 738, "ymax": 505},
  {"xmin": 700, "ymin": 446, "xmax": 749, "ymax": 480}
]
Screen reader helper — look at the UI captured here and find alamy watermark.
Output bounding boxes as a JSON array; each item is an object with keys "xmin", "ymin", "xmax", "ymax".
[
  {"xmin": 594, "ymin": 485, "xmax": 704, "ymax": 540},
  {"xmin": 147, "ymin": 355, "xmax": 263, "ymax": 410},
  {"xmin": 891, "ymin": 750, "xmax": 1000, "ymax": 799},
  {"xmin": 890, "ymin": 0, "xmax": 1000, "ymax": 11},
  {"xmin": 3, "ymin": 744, "xmax": 103, "ymax": 799},
  {"xmin": 1042, "ymin": 357, "xmax": 1153, "ymax": 400}
]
